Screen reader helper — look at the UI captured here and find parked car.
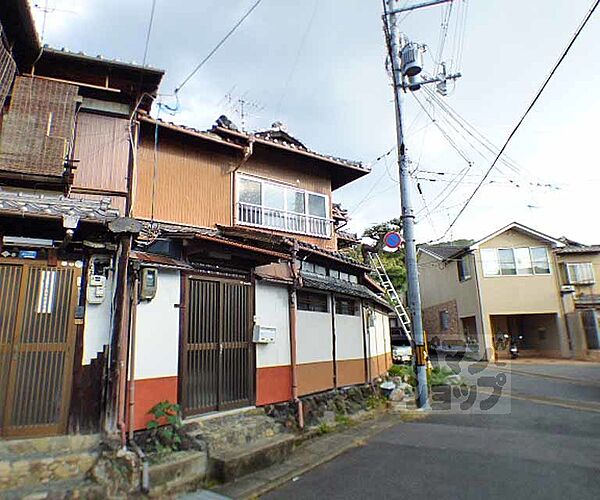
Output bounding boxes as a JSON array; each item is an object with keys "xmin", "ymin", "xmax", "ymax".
[{"xmin": 392, "ymin": 340, "xmax": 413, "ymax": 364}]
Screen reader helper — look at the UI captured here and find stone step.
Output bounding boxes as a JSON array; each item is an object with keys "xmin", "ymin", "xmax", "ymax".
[
  {"xmin": 186, "ymin": 414, "xmax": 285, "ymax": 455},
  {"xmin": 208, "ymin": 433, "xmax": 297, "ymax": 483},
  {"xmin": 1, "ymin": 477, "xmax": 105, "ymax": 500},
  {"xmin": 0, "ymin": 446, "xmax": 100, "ymax": 492},
  {"xmin": 0, "ymin": 434, "xmax": 101, "ymax": 460}
]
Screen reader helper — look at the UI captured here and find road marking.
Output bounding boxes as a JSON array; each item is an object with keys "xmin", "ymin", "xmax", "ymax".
[
  {"xmin": 487, "ymin": 366, "xmax": 600, "ymax": 387},
  {"xmin": 478, "ymin": 388, "xmax": 600, "ymax": 413}
]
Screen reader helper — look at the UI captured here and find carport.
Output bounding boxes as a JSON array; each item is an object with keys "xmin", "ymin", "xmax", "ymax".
[{"xmin": 490, "ymin": 313, "xmax": 562, "ymax": 358}]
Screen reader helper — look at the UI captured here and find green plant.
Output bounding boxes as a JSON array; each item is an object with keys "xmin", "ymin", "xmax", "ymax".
[
  {"xmin": 146, "ymin": 401, "xmax": 182, "ymax": 457},
  {"xmin": 388, "ymin": 365, "xmax": 416, "ymax": 386},
  {"xmin": 366, "ymin": 394, "xmax": 387, "ymax": 411},
  {"xmin": 429, "ymin": 366, "xmax": 456, "ymax": 386},
  {"xmin": 317, "ymin": 422, "xmax": 332, "ymax": 435},
  {"xmin": 335, "ymin": 414, "xmax": 351, "ymax": 426}
]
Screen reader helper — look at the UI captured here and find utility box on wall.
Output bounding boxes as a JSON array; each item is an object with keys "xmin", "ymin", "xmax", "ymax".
[{"xmin": 253, "ymin": 325, "xmax": 277, "ymax": 344}]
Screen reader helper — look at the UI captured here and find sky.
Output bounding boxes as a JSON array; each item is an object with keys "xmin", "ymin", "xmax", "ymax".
[{"xmin": 31, "ymin": 0, "xmax": 600, "ymax": 245}]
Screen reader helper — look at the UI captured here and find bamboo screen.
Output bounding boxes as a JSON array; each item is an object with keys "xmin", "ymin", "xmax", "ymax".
[{"xmin": 0, "ymin": 76, "xmax": 78, "ymax": 177}]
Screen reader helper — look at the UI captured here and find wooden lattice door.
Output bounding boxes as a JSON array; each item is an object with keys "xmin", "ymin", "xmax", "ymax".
[
  {"xmin": 181, "ymin": 277, "xmax": 254, "ymax": 416},
  {"xmin": 0, "ymin": 262, "xmax": 80, "ymax": 437}
]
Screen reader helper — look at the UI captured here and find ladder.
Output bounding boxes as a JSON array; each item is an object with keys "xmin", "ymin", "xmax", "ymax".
[{"xmin": 368, "ymin": 252, "xmax": 413, "ymax": 343}]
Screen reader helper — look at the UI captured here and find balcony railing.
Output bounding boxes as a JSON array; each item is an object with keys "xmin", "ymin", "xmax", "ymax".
[{"xmin": 237, "ymin": 202, "xmax": 332, "ymax": 238}]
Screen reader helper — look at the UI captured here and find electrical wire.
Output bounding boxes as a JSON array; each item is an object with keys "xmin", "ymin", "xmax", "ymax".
[
  {"xmin": 275, "ymin": 0, "xmax": 319, "ymax": 115},
  {"xmin": 174, "ymin": 0, "xmax": 264, "ymax": 95},
  {"xmin": 440, "ymin": 0, "xmax": 600, "ymax": 240},
  {"xmin": 142, "ymin": 0, "xmax": 157, "ymax": 66}
]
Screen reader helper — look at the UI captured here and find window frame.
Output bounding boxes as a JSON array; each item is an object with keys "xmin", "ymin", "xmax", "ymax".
[
  {"xmin": 481, "ymin": 246, "xmax": 552, "ymax": 277},
  {"xmin": 236, "ymin": 174, "xmax": 331, "ymax": 238},
  {"xmin": 457, "ymin": 254, "xmax": 472, "ymax": 282},
  {"xmin": 297, "ymin": 291, "xmax": 329, "ymax": 313},
  {"xmin": 564, "ymin": 262, "xmax": 595, "ymax": 285},
  {"xmin": 334, "ymin": 296, "xmax": 359, "ymax": 316}
]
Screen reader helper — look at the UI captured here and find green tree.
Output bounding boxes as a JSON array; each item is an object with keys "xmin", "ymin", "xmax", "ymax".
[{"xmin": 362, "ymin": 217, "xmax": 402, "ymax": 240}]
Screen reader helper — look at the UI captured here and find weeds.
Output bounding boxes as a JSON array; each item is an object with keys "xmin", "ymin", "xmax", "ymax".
[
  {"xmin": 317, "ymin": 422, "xmax": 332, "ymax": 435},
  {"xmin": 145, "ymin": 400, "xmax": 183, "ymax": 459}
]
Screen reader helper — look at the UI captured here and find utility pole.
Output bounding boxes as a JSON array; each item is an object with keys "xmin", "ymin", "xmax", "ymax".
[{"xmin": 383, "ymin": 0, "xmax": 459, "ymax": 409}]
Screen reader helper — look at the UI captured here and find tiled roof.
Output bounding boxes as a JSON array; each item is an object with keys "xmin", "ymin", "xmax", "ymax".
[
  {"xmin": 43, "ymin": 46, "xmax": 164, "ymax": 74},
  {"xmin": 139, "ymin": 116, "xmax": 243, "ymax": 150},
  {"xmin": 297, "ymin": 241, "xmax": 370, "ymax": 270},
  {"xmin": 213, "ymin": 116, "xmax": 368, "ymax": 172},
  {"xmin": 555, "ymin": 245, "xmax": 600, "ymax": 254},
  {"xmin": 300, "ymin": 271, "xmax": 392, "ymax": 309},
  {"xmin": 420, "ymin": 244, "xmax": 467, "ymax": 261},
  {"xmin": 0, "ymin": 190, "xmax": 119, "ymax": 223}
]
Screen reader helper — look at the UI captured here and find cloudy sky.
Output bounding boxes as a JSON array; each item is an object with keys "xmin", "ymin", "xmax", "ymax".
[{"xmin": 32, "ymin": 0, "xmax": 600, "ymax": 244}]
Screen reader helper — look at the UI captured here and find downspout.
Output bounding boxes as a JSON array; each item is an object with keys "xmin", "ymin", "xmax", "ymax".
[
  {"xmin": 331, "ymin": 295, "xmax": 337, "ymax": 388},
  {"xmin": 128, "ymin": 268, "xmax": 139, "ymax": 442},
  {"xmin": 289, "ymin": 240, "xmax": 304, "ymax": 429},
  {"xmin": 360, "ymin": 299, "xmax": 370, "ymax": 383}
]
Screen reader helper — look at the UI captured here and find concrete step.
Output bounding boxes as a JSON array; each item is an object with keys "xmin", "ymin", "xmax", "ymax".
[
  {"xmin": 1, "ymin": 477, "xmax": 105, "ymax": 500},
  {"xmin": 209, "ymin": 433, "xmax": 297, "ymax": 483},
  {"xmin": 0, "ymin": 435, "xmax": 101, "ymax": 493},
  {"xmin": 148, "ymin": 450, "xmax": 208, "ymax": 498}
]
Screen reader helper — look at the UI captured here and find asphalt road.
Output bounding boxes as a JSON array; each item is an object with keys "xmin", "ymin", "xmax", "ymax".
[{"xmin": 264, "ymin": 361, "xmax": 600, "ymax": 500}]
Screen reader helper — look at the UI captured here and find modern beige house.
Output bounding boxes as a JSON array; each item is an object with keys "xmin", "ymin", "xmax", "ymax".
[{"xmin": 418, "ymin": 222, "xmax": 581, "ymax": 360}]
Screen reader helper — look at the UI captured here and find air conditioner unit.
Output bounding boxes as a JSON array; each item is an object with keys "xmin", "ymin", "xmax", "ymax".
[{"xmin": 561, "ymin": 285, "xmax": 575, "ymax": 293}]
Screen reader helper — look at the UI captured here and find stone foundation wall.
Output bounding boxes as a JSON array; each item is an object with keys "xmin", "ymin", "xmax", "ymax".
[{"xmin": 264, "ymin": 384, "xmax": 379, "ymax": 429}]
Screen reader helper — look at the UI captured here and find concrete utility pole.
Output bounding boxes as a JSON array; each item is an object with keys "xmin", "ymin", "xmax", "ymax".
[{"xmin": 383, "ymin": 0, "xmax": 459, "ymax": 409}]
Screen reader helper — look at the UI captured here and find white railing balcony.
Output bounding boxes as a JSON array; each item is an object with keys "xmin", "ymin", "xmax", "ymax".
[{"xmin": 237, "ymin": 202, "xmax": 332, "ymax": 238}]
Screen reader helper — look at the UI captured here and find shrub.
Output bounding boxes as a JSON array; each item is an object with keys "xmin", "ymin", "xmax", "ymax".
[{"xmin": 146, "ymin": 401, "xmax": 182, "ymax": 457}]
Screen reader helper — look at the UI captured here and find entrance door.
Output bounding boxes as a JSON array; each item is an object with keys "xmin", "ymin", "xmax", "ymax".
[
  {"xmin": 181, "ymin": 277, "xmax": 254, "ymax": 416},
  {"xmin": 0, "ymin": 262, "xmax": 80, "ymax": 437}
]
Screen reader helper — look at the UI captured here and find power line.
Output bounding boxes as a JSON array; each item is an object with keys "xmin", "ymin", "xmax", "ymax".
[
  {"xmin": 142, "ymin": 0, "xmax": 157, "ymax": 66},
  {"xmin": 440, "ymin": 0, "xmax": 600, "ymax": 240},
  {"xmin": 275, "ymin": 0, "xmax": 319, "ymax": 115},
  {"xmin": 174, "ymin": 0, "xmax": 264, "ymax": 95}
]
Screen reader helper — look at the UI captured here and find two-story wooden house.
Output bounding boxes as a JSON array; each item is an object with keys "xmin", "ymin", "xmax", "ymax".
[
  {"xmin": 0, "ymin": 0, "xmax": 164, "ymax": 438},
  {"xmin": 126, "ymin": 115, "xmax": 393, "ymax": 429}
]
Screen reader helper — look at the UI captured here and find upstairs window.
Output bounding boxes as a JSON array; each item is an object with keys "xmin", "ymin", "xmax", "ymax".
[
  {"xmin": 481, "ymin": 247, "xmax": 551, "ymax": 277},
  {"xmin": 335, "ymin": 297, "xmax": 358, "ymax": 316},
  {"xmin": 439, "ymin": 310, "xmax": 450, "ymax": 331},
  {"xmin": 237, "ymin": 175, "xmax": 331, "ymax": 238},
  {"xmin": 457, "ymin": 255, "xmax": 471, "ymax": 281},
  {"xmin": 564, "ymin": 263, "xmax": 595, "ymax": 285},
  {"xmin": 297, "ymin": 291, "xmax": 329, "ymax": 312}
]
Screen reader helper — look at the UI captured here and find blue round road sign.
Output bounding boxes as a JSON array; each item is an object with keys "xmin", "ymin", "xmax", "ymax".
[{"xmin": 383, "ymin": 231, "xmax": 403, "ymax": 249}]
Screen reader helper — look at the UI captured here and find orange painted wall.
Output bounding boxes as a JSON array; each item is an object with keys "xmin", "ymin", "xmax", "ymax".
[
  {"xmin": 256, "ymin": 365, "xmax": 292, "ymax": 406},
  {"xmin": 131, "ymin": 376, "xmax": 178, "ymax": 431}
]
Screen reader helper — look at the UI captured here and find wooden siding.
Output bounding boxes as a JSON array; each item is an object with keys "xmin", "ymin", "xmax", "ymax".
[
  {"xmin": 133, "ymin": 134, "xmax": 233, "ymax": 228},
  {"xmin": 240, "ymin": 150, "xmax": 331, "ymax": 196},
  {"xmin": 72, "ymin": 112, "xmax": 130, "ymax": 194}
]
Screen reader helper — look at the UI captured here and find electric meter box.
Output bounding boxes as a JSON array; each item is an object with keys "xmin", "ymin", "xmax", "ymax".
[
  {"xmin": 140, "ymin": 267, "xmax": 158, "ymax": 301},
  {"xmin": 87, "ymin": 275, "xmax": 107, "ymax": 304},
  {"xmin": 253, "ymin": 325, "xmax": 277, "ymax": 344}
]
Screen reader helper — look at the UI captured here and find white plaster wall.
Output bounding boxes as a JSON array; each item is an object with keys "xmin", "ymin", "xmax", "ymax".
[
  {"xmin": 134, "ymin": 270, "xmax": 180, "ymax": 380},
  {"xmin": 371, "ymin": 310, "xmax": 391, "ymax": 357},
  {"xmin": 335, "ymin": 314, "xmax": 364, "ymax": 360},
  {"xmin": 297, "ymin": 296, "xmax": 333, "ymax": 364},
  {"xmin": 82, "ymin": 266, "xmax": 114, "ymax": 365},
  {"xmin": 255, "ymin": 281, "xmax": 291, "ymax": 368}
]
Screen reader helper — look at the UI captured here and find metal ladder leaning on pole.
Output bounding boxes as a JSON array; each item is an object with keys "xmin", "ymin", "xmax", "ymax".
[{"xmin": 368, "ymin": 252, "xmax": 413, "ymax": 344}]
